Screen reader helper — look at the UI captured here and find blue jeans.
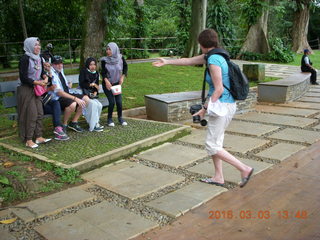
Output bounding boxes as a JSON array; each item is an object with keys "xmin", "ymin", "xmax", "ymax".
[{"xmin": 43, "ymin": 99, "xmax": 62, "ymax": 127}]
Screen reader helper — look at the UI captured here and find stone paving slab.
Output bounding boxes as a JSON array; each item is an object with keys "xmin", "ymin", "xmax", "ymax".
[
  {"xmin": 12, "ymin": 184, "xmax": 95, "ymax": 222},
  {"xmin": 304, "ymin": 92, "xmax": 320, "ymax": 97},
  {"xmin": 146, "ymin": 182, "xmax": 227, "ymax": 218},
  {"xmin": 308, "ymin": 88, "xmax": 320, "ymax": 93},
  {"xmin": 255, "ymin": 143, "xmax": 305, "ymax": 161},
  {"xmin": 277, "ymin": 102, "xmax": 320, "ymax": 110},
  {"xmin": 187, "ymin": 158, "xmax": 272, "ymax": 184},
  {"xmin": 137, "ymin": 142, "xmax": 207, "ymax": 167},
  {"xmin": 178, "ymin": 129, "xmax": 206, "ymax": 146},
  {"xmin": 35, "ymin": 201, "xmax": 157, "ymax": 240},
  {"xmin": 234, "ymin": 112, "xmax": 317, "ymax": 127},
  {"xmin": 0, "ymin": 228, "xmax": 16, "ymax": 240},
  {"xmin": 298, "ymin": 97, "xmax": 320, "ymax": 103},
  {"xmin": 226, "ymin": 120, "xmax": 279, "ymax": 136},
  {"xmin": 313, "ymin": 124, "xmax": 320, "ymax": 130},
  {"xmin": 255, "ymin": 105, "xmax": 318, "ymax": 117},
  {"xmin": 268, "ymin": 128, "xmax": 320, "ymax": 144},
  {"xmin": 82, "ymin": 161, "xmax": 185, "ymax": 200},
  {"xmin": 224, "ymin": 134, "xmax": 270, "ymax": 153}
]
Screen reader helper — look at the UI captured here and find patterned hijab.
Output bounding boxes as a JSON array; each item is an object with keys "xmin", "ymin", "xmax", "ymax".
[{"xmin": 23, "ymin": 37, "xmax": 40, "ymax": 61}]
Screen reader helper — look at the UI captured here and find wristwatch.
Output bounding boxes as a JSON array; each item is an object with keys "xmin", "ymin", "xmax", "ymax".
[{"xmin": 203, "ymin": 105, "xmax": 207, "ymax": 110}]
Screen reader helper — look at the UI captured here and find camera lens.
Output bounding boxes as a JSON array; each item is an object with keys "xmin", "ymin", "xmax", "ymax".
[{"xmin": 200, "ymin": 119, "xmax": 207, "ymax": 126}]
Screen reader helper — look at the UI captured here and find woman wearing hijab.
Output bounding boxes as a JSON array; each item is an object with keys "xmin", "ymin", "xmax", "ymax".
[
  {"xmin": 18, "ymin": 37, "xmax": 51, "ymax": 148},
  {"xmin": 79, "ymin": 57, "xmax": 104, "ymax": 132},
  {"xmin": 101, "ymin": 42, "xmax": 128, "ymax": 127}
]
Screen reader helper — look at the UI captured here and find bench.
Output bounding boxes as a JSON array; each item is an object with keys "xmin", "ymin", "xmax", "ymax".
[
  {"xmin": 145, "ymin": 89, "xmax": 257, "ymax": 122},
  {"xmin": 257, "ymin": 72, "xmax": 311, "ymax": 103},
  {"xmin": 0, "ymin": 76, "xmax": 109, "ymax": 120}
]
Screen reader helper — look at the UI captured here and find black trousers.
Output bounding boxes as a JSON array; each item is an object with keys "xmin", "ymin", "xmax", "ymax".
[
  {"xmin": 102, "ymin": 84, "xmax": 123, "ymax": 120},
  {"xmin": 301, "ymin": 66, "xmax": 317, "ymax": 84}
]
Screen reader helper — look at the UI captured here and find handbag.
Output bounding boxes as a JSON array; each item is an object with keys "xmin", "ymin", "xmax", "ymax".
[
  {"xmin": 110, "ymin": 85, "xmax": 122, "ymax": 95},
  {"xmin": 42, "ymin": 92, "xmax": 53, "ymax": 106},
  {"xmin": 34, "ymin": 83, "xmax": 47, "ymax": 97}
]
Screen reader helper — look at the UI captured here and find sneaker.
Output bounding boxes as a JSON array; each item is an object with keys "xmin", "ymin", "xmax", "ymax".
[
  {"xmin": 107, "ymin": 119, "xmax": 115, "ymax": 127},
  {"xmin": 96, "ymin": 123, "xmax": 104, "ymax": 129},
  {"xmin": 54, "ymin": 133, "xmax": 70, "ymax": 141},
  {"xmin": 62, "ymin": 124, "xmax": 68, "ymax": 133},
  {"xmin": 93, "ymin": 125, "xmax": 104, "ymax": 132},
  {"xmin": 54, "ymin": 126, "xmax": 67, "ymax": 137},
  {"xmin": 68, "ymin": 122, "xmax": 84, "ymax": 133},
  {"xmin": 119, "ymin": 118, "xmax": 128, "ymax": 126}
]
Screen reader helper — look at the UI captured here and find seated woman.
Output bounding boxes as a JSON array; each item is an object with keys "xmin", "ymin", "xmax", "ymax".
[
  {"xmin": 18, "ymin": 37, "xmax": 51, "ymax": 148},
  {"xmin": 42, "ymin": 60, "xmax": 69, "ymax": 140},
  {"xmin": 100, "ymin": 42, "xmax": 128, "ymax": 127},
  {"xmin": 79, "ymin": 57, "xmax": 104, "ymax": 132}
]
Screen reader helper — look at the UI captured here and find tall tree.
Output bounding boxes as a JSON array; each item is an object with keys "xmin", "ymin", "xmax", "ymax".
[
  {"xmin": 183, "ymin": 0, "xmax": 207, "ymax": 58},
  {"xmin": 238, "ymin": 0, "xmax": 270, "ymax": 57},
  {"xmin": 291, "ymin": 0, "xmax": 313, "ymax": 53},
  {"xmin": 80, "ymin": 0, "xmax": 107, "ymax": 67},
  {"xmin": 18, "ymin": 0, "xmax": 27, "ymax": 39}
]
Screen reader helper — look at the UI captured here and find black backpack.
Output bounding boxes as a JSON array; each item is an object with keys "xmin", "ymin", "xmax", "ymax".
[{"xmin": 204, "ymin": 48, "xmax": 249, "ymax": 100}]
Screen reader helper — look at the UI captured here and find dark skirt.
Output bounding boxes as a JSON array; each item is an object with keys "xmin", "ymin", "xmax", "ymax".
[{"xmin": 17, "ymin": 85, "xmax": 43, "ymax": 142}]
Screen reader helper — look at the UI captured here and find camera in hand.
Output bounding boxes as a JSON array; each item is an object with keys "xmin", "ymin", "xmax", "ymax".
[{"xmin": 189, "ymin": 104, "xmax": 207, "ymax": 126}]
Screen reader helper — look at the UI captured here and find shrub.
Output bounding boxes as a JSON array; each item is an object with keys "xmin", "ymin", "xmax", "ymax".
[{"xmin": 267, "ymin": 37, "xmax": 294, "ymax": 63}]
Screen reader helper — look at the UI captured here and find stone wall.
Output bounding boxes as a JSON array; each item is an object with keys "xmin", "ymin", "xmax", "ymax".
[{"xmin": 166, "ymin": 88, "xmax": 257, "ymax": 122}]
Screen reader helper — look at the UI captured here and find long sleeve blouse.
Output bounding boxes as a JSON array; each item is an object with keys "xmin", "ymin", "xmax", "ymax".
[
  {"xmin": 19, "ymin": 55, "xmax": 45, "ymax": 88},
  {"xmin": 100, "ymin": 56, "xmax": 128, "ymax": 80}
]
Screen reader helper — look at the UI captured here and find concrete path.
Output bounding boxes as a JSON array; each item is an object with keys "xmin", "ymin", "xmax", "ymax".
[{"xmin": 1, "ymin": 65, "xmax": 320, "ymax": 239}]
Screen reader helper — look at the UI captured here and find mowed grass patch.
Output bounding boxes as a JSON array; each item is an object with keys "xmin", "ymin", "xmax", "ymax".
[{"xmin": 0, "ymin": 118, "xmax": 181, "ymax": 164}]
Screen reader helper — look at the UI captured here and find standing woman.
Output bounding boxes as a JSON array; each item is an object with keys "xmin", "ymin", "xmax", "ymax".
[
  {"xmin": 153, "ymin": 29, "xmax": 254, "ymax": 188},
  {"xmin": 18, "ymin": 37, "xmax": 51, "ymax": 148},
  {"xmin": 101, "ymin": 42, "xmax": 128, "ymax": 126}
]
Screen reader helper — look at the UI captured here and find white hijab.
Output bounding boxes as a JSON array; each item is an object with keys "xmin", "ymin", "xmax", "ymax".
[{"xmin": 23, "ymin": 37, "xmax": 40, "ymax": 61}]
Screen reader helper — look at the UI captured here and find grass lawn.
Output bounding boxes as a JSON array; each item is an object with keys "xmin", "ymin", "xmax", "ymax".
[{"xmin": 0, "ymin": 118, "xmax": 182, "ymax": 164}]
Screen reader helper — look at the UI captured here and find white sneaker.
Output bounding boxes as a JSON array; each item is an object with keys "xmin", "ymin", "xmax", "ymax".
[
  {"xmin": 121, "ymin": 121, "xmax": 127, "ymax": 126},
  {"xmin": 108, "ymin": 122, "xmax": 115, "ymax": 127}
]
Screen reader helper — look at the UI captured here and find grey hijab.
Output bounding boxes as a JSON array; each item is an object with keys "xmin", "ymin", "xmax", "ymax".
[
  {"xmin": 101, "ymin": 42, "xmax": 123, "ymax": 84},
  {"xmin": 101, "ymin": 42, "xmax": 122, "ymax": 64},
  {"xmin": 24, "ymin": 37, "xmax": 40, "ymax": 61}
]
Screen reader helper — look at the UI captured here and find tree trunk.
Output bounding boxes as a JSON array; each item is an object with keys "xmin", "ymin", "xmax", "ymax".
[
  {"xmin": 18, "ymin": 0, "xmax": 28, "ymax": 39},
  {"xmin": 80, "ymin": 0, "xmax": 107, "ymax": 68},
  {"xmin": 183, "ymin": 0, "xmax": 207, "ymax": 58},
  {"xmin": 291, "ymin": 0, "xmax": 312, "ymax": 53},
  {"xmin": 238, "ymin": 8, "xmax": 270, "ymax": 57}
]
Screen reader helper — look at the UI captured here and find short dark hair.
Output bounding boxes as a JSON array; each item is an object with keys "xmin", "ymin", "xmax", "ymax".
[{"xmin": 198, "ymin": 29, "xmax": 219, "ymax": 48}]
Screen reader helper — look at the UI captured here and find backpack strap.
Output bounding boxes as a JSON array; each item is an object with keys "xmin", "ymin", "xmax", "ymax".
[{"xmin": 204, "ymin": 48, "xmax": 232, "ymax": 95}]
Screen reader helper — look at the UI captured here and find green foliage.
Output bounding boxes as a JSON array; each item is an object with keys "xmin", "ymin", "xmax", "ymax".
[
  {"xmin": 241, "ymin": 0, "xmax": 269, "ymax": 27},
  {"xmin": 267, "ymin": 37, "xmax": 294, "ymax": 63},
  {"xmin": 240, "ymin": 51, "xmax": 265, "ymax": 61},
  {"xmin": 54, "ymin": 168, "xmax": 80, "ymax": 184},
  {"xmin": 0, "ymin": 187, "xmax": 29, "ymax": 203},
  {"xmin": 207, "ymin": 0, "xmax": 236, "ymax": 47}
]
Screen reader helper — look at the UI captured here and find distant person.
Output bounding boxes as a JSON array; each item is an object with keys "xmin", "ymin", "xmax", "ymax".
[
  {"xmin": 101, "ymin": 42, "xmax": 128, "ymax": 126},
  {"xmin": 78, "ymin": 57, "xmax": 104, "ymax": 132},
  {"xmin": 50, "ymin": 55, "xmax": 89, "ymax": 133},
  {"xmin": 153, "ymin": 29, "xmax": 254, "ymax": 188},
  {"xmin": 41, "ymin": 43, "xmax": 54, "ymax": 63},
  {"xmin": 301, "ymin": 49, "xmax": 318, "ymax": 85},
  {"xmin": 18, "ymin": 37, "xmax": 51, "ymax": 148}
]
